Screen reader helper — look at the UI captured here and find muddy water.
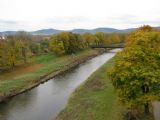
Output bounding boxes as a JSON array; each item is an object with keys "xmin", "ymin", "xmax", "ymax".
[{"xmin": 0, "ymin": 49, "xmax": 120, "ymax": 120}]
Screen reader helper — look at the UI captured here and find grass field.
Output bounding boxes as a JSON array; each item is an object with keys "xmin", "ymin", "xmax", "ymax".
[
  {"xmin": 56, "ymin": 58, "xmax": 154, "ymax": 120},
  {"xmin": 0, "ymin": 49, "xmax": 100, "ymax": 98}
]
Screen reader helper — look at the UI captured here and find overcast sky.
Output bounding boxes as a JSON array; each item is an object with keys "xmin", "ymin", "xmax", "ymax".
[{"xmin": 0, "ymin": 0, "xmax": 160, "ymax": 31}]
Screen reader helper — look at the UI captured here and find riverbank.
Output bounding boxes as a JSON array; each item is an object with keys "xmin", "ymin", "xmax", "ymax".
[
  {"xmin": 0, "ymin": 49, "xmax": 105, "ymax": 102},
  {"xmin": 56, "ymin": 58, "xmax": 154, "ymax": 120},
  {"xmin": 56, "ymin": 58, "xmax": 125, "ymax": 120}
]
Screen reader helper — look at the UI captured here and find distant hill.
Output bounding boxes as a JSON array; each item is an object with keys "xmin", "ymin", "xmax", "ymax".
[
  {"xmin": 71, "ymin": 28, "xmax": 119, "ymax": 34},
  {"xmin": 156, "ymin": 27, "xmax": 160, "ymax": 29},
  {"xmin": 0, "ymin": 31, "xmax": 17, "ymax": 35},
  {"xmin": 0, "ymin": 26, "xmax": 159, "ymax": 35},
  {"xmin": 31, "ymin": 28, "xmax": 63, "ymax": 35}
]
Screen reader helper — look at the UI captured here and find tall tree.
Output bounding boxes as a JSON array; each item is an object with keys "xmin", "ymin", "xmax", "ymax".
[
  {"xmin": 50, "ymin": 32, "xmax": 84, "ymax": 55},
  {"xmin": 95, "ymin": 32, "xmax": 105, "ymax": 45},
  {"xmin": 109, "ymin": 26, "xmax": 160, "ymax": 114},
  {"xmin": 82, "ymin": 33, "xmax": 96, "ymax": 46},
  {"xmin": 106, "ymin": 33, "xmax": 120, "ymax": 45}
]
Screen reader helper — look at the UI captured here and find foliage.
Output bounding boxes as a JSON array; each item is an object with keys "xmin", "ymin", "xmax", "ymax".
[
  {"xmin": 0, "ymin": 31, "xmax": 125, "ymax": 71},
  {"xmin": 95, "ymin": 32, "xmax": 106, "ymax": 45},
  {"xmin": 82, "ymin": 32, "xmax": 125, "ymax": 47},
  {"xmin": 82, "ymin": 33, "xmax": 96, "ymax": 46},
  {"xmin": 109, "ymin": 26, "xmax": 160, "ymax": 114},
  {"xmin": 0, "ymin": 32, "xmax": 49, "ymax": 71},
  {"xmin": 49, "ymin": 32, "xmax": 84, "ymax": 55},
  {"xmin": 106, "ymin": 33, "xmax": 121, "ymax": 45}
]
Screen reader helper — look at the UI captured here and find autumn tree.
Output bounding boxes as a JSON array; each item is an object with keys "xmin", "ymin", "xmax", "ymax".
[
  {"xmin": 7, "ymin": 31, "xmax": 32, "ymax": 63},
  {"xmin": 0, "ymin": 32, "xmax": 34, "ymax": 70},
  {"xmin": 106, "ymin": 33, "xmax": 120, "ymax": 45},
  {"xmin": 0, "ymin": 40, "xmax": 19, "ymax": 69},
  {"xmin": 50, "ymin": 32, "xmax": 84, "ymax": 55},
  {"xmin": 49, "ymin": 35, "xmax": 65, "ymax": 55},
  {"xmin": 137, "ymin": 25, "xmax": 155, "ymax": 32},
  {"xmin": 0, "ymin": 41, "xmax": 10, "ymax": 69},
  {"xmin": 109, "ymin": 26, "xmax": 160, "ymax": 115},
  {"xmin": 95, "ymin": 32, "xmax": 105, "ymax": 45},
  {"xmin": 82, "ymin": 33, "xmax": 96, "ymax": 46}
]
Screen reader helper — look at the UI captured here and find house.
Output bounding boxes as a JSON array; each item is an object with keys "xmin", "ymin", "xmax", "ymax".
[{"xmin": 0, "ymin": 35, "xmax": 6, "ymax": 40}]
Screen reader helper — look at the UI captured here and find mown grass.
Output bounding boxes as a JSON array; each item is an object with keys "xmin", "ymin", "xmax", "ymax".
[
  {"xmin": 56, "ymin": 58, "xmax": 154, "ymax": 120},
  {"xmin": 56, "ymin": 58, "xmax": 125, "ymax": 120},
  {"xmin": 0, "ymin": 49, "xmax": 99, "ymax": 97}
]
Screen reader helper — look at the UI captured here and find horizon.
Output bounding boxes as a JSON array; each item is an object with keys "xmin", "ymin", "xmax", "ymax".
[{"xmin": 1, "ymin": 25, "xmax": 160, "ymax": 32}]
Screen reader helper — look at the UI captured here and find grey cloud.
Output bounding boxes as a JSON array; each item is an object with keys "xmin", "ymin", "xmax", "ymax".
[
  {"xmin": 130, "ymin": 20, "xmax": 160, "ymax": 25},
  {"xmin": 103, "ymin": 15, "xmax": 160, "ymax": 26},
  {"xmin": 105, "ymin": 15, "xmax": 138, "ymax": 24},
  {"xmin": 0, "ymin": 19, "xmax": 17, "ymax": 25},
  {"xmin": 46, "ymin": 16, "xmax": 92, "ymax": 24}
]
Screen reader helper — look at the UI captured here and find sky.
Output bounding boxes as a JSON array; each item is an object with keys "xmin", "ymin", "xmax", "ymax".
[{"xmin": 0, "ymin": 0, "xmax": 160, "ymax": 31}]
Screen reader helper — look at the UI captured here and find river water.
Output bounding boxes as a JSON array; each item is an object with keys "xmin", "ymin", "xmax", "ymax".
[{"xmin": 0, "ymin": 49, "xmax": 120, "ymax": 120}]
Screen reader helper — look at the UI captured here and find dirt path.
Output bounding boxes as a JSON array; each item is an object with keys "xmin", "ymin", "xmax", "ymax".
[
  {"xmin": 0, "ymin": 64, "xmax": 42, "ymax": 81},
  {"xmin": 152, "ymin": 101, "xmax": 160, "ymax": 120}
]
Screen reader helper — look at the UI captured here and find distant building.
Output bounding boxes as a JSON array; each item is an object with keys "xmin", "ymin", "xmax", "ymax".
[{"xmin": 0, "ymin": 35, "xmax": 6, "ymax": 40}]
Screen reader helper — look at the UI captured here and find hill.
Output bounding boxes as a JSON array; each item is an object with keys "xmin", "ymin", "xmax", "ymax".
[{"xmin": 1, "ymin": 26, "xmax": 159, "ymax": 35}]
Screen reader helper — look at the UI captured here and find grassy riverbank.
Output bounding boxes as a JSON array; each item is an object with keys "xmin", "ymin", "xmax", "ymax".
[
  {"xmin": 56, "ymin": 58, "xmax": 125, "ymax": 120},
  {"xmin": 0, "ymin": 49, "xmax": 103, "ymax": 101},
  {"xmin": 56, "ymin": 58, "xmax": 154, "ymax": 120}
]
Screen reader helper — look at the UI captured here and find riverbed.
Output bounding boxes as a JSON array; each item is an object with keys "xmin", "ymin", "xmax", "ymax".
[{"xmin": 0, "ymin": 49, "xmax": 120, "ymax": 120}]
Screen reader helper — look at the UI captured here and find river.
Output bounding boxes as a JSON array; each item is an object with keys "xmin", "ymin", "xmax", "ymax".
[{"xmin": 0, "ymin": 49, "xmax": 120, "ymax": 120}]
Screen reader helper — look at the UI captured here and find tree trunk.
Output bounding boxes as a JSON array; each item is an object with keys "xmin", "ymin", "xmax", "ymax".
[
  {"xmin": 22, "ymin": 47, "xmax": 27, "ymax": 63},
  {"xmin": 144, "ymin": 103, "xmax": 149, "ymax": 114},
  {"xmin": 12, "ymin": 61, "xmax": 15, "ymax": 67},
  {"xmin": 142, "ymin": 84, "xmax": 150, "ymax": 114}
]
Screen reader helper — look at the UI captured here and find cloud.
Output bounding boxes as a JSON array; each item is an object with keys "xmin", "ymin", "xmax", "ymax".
[
  {"xmin": 0, "ymin": 19, "xmax": 17, "ymax": 25},
  {"xmin": 97, "ymin": 15, "xmax": 160, "ymax": 29},
  {"xmin": 0, "ymin": 0, "xmax": 160, "ymax": 31},
  {"xmin": 46, "ymin": 16, "xmax": 92, "ymax": 24}
]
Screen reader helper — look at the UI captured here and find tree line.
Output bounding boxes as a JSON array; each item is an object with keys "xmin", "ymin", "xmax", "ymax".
[
  {"xmin": 0, "ymin": 31, "xmax": 125, "ymax": 71},
  {"xmin": 50, "ymin": 32, "xmax": 126, "ymax": 55},
  {"xmin": 0, "ymin": 31, "xmax": 50, "ymax": 71}
]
